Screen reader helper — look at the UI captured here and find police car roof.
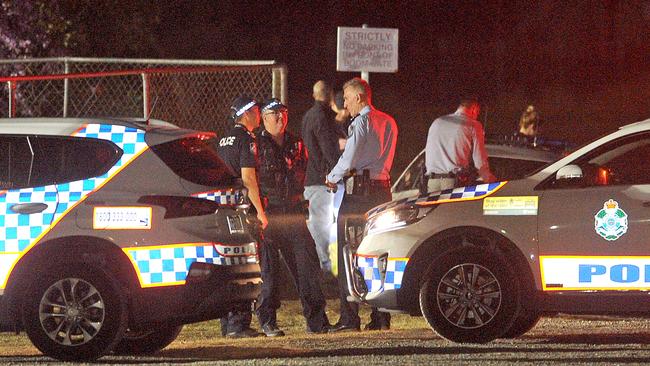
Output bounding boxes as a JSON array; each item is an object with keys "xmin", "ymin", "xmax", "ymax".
[{"xmin": 0, "ymin": 117, "xmax": 179, "ymax": 136}]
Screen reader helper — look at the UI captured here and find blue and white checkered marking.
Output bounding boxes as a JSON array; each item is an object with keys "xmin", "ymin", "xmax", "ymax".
[
  {"xmin": 356, "ymin": 255, "xmax": 408, "ymax": 293},
  {"xmin": 1, "ymin": 123, "xmax": 148, "ymax": 288},
  {"xmin": 192, "ymin": 189, "xmax": 243, "ymax": 205},
  {"xmin": 125, "ymin": 243, "xmax": 255, "ymax": 287},
  {"xmin": 367, "ymin": 181, "xmax": 508, "ymax": 217}
]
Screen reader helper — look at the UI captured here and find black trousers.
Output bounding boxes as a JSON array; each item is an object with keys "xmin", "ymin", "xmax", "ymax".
[
  {"xmin": 221, "ymin": 206, "xmax": 329, "ymax": 333},
  {"xmin": 336, "ymin": 186, "xmax": 392, "ymax": 327}
]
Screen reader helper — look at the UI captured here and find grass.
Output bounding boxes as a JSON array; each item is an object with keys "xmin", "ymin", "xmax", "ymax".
[{"xmin": 0, "ymin": 299, "xmax": 430, "ymax": 356}]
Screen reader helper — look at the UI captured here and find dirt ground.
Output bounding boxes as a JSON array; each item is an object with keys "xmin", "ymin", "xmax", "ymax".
[{"xmin": 4, "ymin": 300, "xmax": 650, "ymax": 365}]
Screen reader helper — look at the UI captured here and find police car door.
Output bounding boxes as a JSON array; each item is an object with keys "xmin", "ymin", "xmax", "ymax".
[
  {"xmin": 0, "ymin": 136, "xmax": 57, "ymax": 289},
  {"xmin": 537, "ymin": 132, "xmax": 650, "ymax": 291}
]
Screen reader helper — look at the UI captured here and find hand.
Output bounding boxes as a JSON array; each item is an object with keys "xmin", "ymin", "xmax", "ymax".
[
  {"xmin": 257, "ymin": 211, "xmax": 268, "ymax": 230},
  {"xmin": 338, "ymin": 138, "xmax": 347, "ymax": 151},
  {"xmin": 325, "ymin": 180, "xmax": 337, "ymax": 189}
]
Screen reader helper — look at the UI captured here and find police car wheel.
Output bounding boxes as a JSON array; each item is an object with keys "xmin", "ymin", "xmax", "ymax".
[
  {"xmin": 419, "ymin": 247, "xmax": 518, "ymax": 343},
  {"xmin": 113, "ymin": 325, "xmax": 183, "ymax": 355},
  {"xmin": 21, "ymin": 266, "xmax": 127, "ymax": 361},
  {"xmin": 500, "ymin": 308, "xmax": 541, "ymax": 338}
]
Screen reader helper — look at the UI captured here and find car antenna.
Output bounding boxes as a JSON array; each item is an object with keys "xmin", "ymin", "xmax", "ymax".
[{"xmin": 145, "ymin": 96, "xmax": 159, "ymax": 124}]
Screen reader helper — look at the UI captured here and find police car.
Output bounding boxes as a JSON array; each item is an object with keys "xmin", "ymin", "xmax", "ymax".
[
  {"xmin": 0, "ymin": 118, "xmax": 262, "ymax": 361},
  {"xmin": 344, "ymin": 121, "xmax": 650, "ymax": 343}
]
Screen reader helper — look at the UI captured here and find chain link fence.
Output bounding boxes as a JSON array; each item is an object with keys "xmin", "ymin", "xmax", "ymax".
[{"xmin": 0, "ymin": 58, "xmax": 287, "ymax": 134}]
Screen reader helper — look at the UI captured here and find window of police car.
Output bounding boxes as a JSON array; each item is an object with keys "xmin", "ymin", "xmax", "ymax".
[
  {"xmin": 0, "ymin": 135, "xmax": 121, "ymax": 190},
  {"xmin": 544, "ymin": 132, "xmax": 650, "ymax": 188},
  {"xmin": 151, "ymin": 136, "xmax": 238, "ymax": 187}
]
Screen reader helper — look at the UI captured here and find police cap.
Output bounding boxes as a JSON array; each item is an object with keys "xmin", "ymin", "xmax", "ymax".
[
  {"xmin": 261, "ymin": 98, "xmax": 287, "ymax": 113},
  {"xmin": 230, "ymin": 96, "xmax": 258, "ymax": 119}
]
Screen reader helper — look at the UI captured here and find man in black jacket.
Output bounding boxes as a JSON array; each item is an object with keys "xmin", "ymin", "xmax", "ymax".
[{"xmin": 301, "ymin": 80, "xmax": 342, "ymax": 273}]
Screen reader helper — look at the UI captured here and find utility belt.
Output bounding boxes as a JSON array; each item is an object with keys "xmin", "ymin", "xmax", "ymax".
[
  {"xmin": 344, "ymin": 169, "xmax": 390, "ymax": 196},
  {"xmin": 426, "ymin": 167, "xmax": 478, "ymax": 187},
  {"xmin": 426, "ymin": 172, "xmax": 457, "ymax": 179}
]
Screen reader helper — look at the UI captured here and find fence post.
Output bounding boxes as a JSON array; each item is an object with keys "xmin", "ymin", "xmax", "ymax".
[
  {"xmin": 7, "ymin": 81, "xmax": 16, "ymax": 117},
  {"xmin": 63, "ymin": 59, "xmax": 69, "ymax": 117},
  {"xmin": 272, "ymin": 65, "xmax": 288, "ymax": 105},
  {"xmin": 142, "ymin": 73, "xmax": 150, "ymax": 119}
]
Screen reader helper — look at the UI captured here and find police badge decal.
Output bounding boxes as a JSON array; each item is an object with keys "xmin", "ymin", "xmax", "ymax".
[{"xmin": 594, "ymin": 199, "xmax": 628, "ymax": 241}]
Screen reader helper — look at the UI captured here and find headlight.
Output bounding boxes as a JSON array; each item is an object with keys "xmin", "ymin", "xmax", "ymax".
[{"xmin": 365, "ymin": 204, "xmax": 431, "ymax": 236}]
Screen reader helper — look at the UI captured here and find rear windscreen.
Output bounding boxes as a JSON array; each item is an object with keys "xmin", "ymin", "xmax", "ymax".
[{"xmin": 150, "ymin": 136, "xmax": 238, "ymax": 187}]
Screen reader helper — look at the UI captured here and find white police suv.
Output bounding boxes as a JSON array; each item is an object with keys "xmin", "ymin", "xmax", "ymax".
[
  {"xmin": 0, "ymin": 118, "xmax": 262, "ymax": 361},
  {"xmin": 344, "ymin": 120, "xmax": 650, "ymax": 342}
]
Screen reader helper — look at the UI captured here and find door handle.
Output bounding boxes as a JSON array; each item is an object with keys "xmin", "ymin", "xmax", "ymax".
[
  {"xmin": 10, "ymin": 203, "xmax": 49, "ymax": 214},
  {"xmin": 643, "ymin": 201, "xmax": 650, "ymax": 208}
]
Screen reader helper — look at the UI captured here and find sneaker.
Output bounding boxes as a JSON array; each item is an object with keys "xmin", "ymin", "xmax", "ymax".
[
  {"xmin": 226, "ymin": 327, "xmax": 262, "ymax": 338},
  {"xmin": 261, "ymin": 324, "xmax": 285, "ymax": 337}
]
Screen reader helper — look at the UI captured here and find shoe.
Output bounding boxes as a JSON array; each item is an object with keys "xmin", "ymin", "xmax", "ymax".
[
  {"xmin": 261, "ymin": 324, "xmax": 285, "ymax": 337},
  {"xmin": 226, "ymin": 327, "xmax": 262, "ymax": 338},
  {"xmin": 328, "ymin": 322, "xmax": 360, "ymax": 333},
  {"xmin": 306, "ymin": 324, "xmax": 331, "ymax": 334},
  {"xmin": 364, "ymin": 321, "xmax": 390, "ymax": 331}
]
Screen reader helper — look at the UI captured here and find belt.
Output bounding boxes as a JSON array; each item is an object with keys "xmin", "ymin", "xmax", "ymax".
[
  {"xmin": 369, "ymin": 179, "xmax": 391, "ymax": 188},
  {"xmin": 428, "ymin": 173, "xmax": 456, "ymax": 179}
]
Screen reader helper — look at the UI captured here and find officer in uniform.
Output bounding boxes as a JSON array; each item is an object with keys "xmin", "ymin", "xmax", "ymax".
[
  {"xmin": 217, "ymin": 96, "xmax": 267, "ymax": 338},
  {"xmin": 425, "ymin": 96, "xmax": 496, "ymax": 191},
  {"xmin": 256, "ymin": 98, "xmax": 330, "ymax": 336},
  {"xmin": 326, "ymin": 78, "xmax": 398, "ymax": 332}
]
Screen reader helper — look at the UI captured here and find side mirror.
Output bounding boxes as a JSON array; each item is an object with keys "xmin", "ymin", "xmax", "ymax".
[{"xmin": 556, "ymin": 164, "xmax": 583, "ymax": 180}]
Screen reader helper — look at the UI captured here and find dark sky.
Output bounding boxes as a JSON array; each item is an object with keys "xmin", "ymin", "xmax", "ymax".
[{"xmin": 69, "ymin": 0, "xmax": 650, "ymax": 172}]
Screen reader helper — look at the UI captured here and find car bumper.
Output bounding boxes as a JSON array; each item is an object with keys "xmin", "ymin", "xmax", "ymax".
[
  {"xmin": 343, "ymin": 245, "xmax": 404, "ymax": 312},
  {"xmin": 129, "ymin": 261, "xmax": 262, "ymax": 328}
]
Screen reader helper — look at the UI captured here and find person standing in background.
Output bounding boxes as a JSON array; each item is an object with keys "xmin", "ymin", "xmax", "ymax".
[
  {"xmin": 301, "ymin": 81, "xmax": 342, "ymax": 273},
  {"xmin": 515, "ymin": 105, "xmax": 540, "ymax": 145}
]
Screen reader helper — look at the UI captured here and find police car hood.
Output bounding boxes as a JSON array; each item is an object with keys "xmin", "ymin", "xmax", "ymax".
[{"xmin": 367, "ymin": 181, "xmax": 508, "ymax": 218}]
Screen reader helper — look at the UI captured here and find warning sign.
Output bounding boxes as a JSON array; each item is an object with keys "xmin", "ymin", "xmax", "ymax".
[{"xmin": 337, "ymin": 27, "xmax": 399, "ymax": 73}]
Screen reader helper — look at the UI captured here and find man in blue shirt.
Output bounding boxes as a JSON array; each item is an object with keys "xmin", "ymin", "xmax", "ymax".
[{"xmin": 326, "ymin": 78, "xmax": 397, "ymax": 332}]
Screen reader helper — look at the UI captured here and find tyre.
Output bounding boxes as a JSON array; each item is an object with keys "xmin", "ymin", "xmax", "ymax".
[
  {"xmin": 21, "ymin": 266, "xmax": 128, "ymax": 361},
  {"xmin": 419, "ymin": 247, "xmax": 519, "ymax": 343},
  {"xmin": 501, "ymin": 309, "xmax": 541, "ymax": 338},
  {"xmin": 113, "ymin": 325, "xmax": 183, "ymax": 354}
]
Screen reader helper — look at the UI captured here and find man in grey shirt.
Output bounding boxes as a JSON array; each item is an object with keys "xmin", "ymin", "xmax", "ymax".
[{"xmin": 425, "ymin": 97, "xmax": 496, "ymax": 191}]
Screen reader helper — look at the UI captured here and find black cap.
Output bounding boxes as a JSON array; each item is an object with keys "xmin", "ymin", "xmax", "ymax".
[
  {"xmin": 230, "ymin": 96, "xmax": 258, "ymax": 119},
  {"xmin": 261, "ymin": 98, "xmax": 287, "ymax": 113}
]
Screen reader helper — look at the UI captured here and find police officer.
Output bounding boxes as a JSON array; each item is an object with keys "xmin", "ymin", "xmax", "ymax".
[
  {"xmin": 217, "ymin": 96, "xmax": 267, "ymax": 338},
  {"xmin": 425, "ymin": 96, "xmax": 496, "ymax": 191},
  {"xmin": 256, "ymin": 98, "xmax": 330, "ymax": 335},
  {"xmin": 325, "ymin": 78, "xmax": 398, "ymax": 332}
]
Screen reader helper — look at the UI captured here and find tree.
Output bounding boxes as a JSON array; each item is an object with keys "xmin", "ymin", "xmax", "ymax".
[{"xmin": 0, "ymin": 0, "xmax": 75, "ymax": 61}]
